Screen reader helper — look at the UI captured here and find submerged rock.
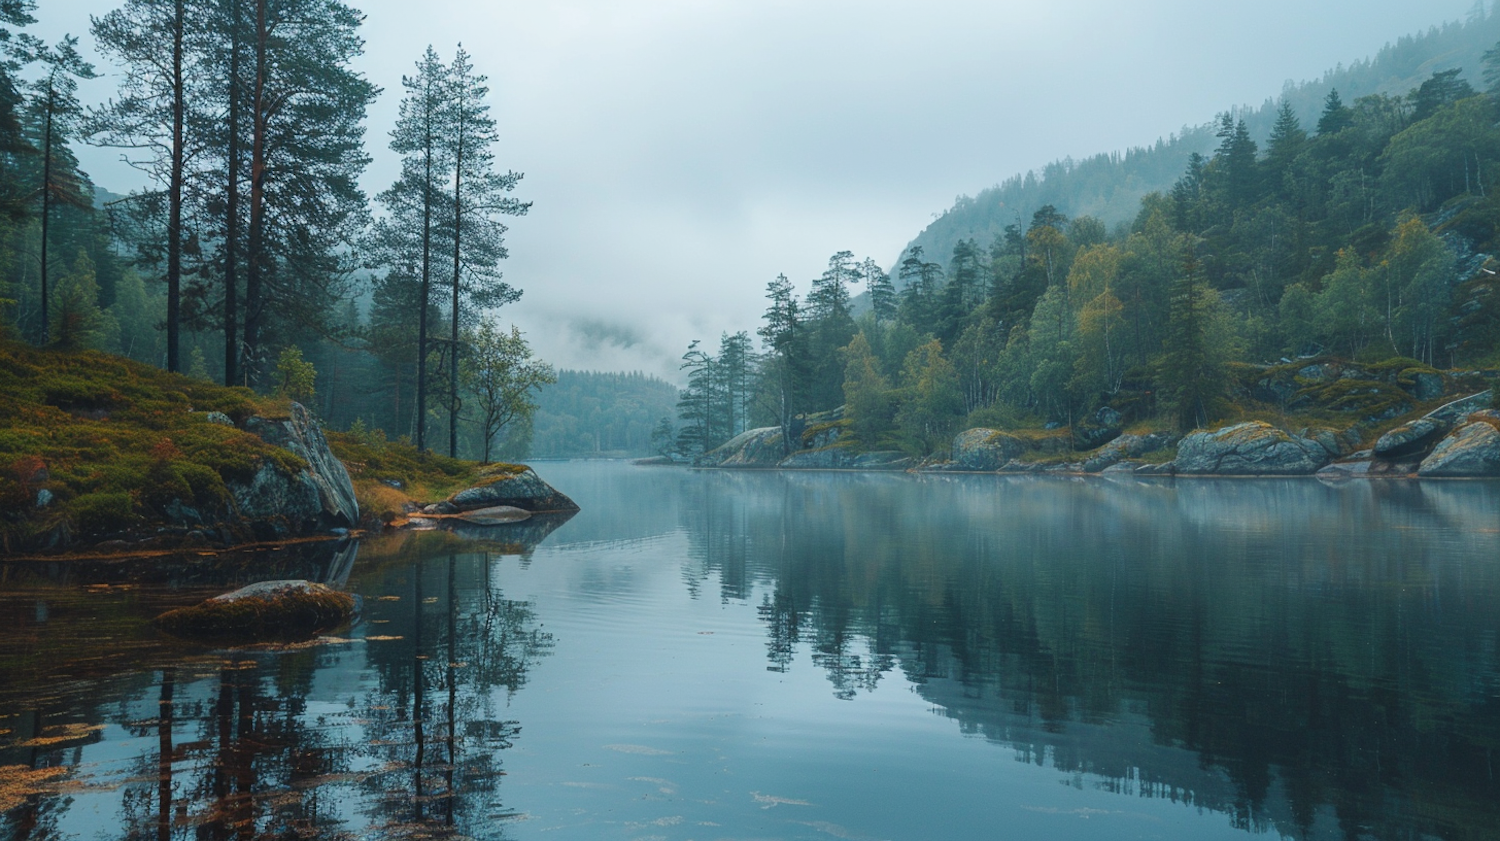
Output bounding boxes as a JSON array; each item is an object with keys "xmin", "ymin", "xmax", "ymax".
[
  {"xmin": 1418, "ymin": 421, "xmax": 1500, "ymax": 477},
  {"xmin": 155, "ymin": 579, "xmax": 356, "ymax": 642},
  {"xmin": 1174, "ymin": 421, "xmax": 1329, "ymax": 475},
  {"xmin": 952, "ymin": 428, "xmax": 1024, "ymax": 471}
]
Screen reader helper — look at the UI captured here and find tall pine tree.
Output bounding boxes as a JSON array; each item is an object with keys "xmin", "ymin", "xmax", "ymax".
[
  {"xmin": 91, "ymin": 0, "xmax": 192, "ymax": 371},
  {"xmin": 442, "ymin": 45, "xmax": 528, "ymax": 457}
]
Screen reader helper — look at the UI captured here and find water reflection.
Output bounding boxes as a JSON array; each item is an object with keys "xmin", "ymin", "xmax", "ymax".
[
  {"xmin": 2, "ymin": 465, "xmax": 1499, "ymax": 840},
  {"xmin": 0, "ymin": 532, "xmax": 554, "ymax": 840},
  {"xmin": 678, "ymin": 471, "xmax": 1500, "ymax": 840}
]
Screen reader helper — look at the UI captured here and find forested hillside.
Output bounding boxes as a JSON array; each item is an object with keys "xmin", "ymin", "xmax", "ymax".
[
  {"xmin": 675, "ymin": 13, "xmax": 1500, "ymax": 459},
  {"xmin": 530, "ymin": 370, "xmax": 678, "ymax": 457},
  {"xmin": 904, "ymin": 9, "xmax": 1500, "ymax": 272}
]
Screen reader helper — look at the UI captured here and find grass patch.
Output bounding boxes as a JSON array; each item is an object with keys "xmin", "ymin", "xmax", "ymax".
[{"xmin": 325, "ymin": 428, "xmax": 509, "ymax": 519}]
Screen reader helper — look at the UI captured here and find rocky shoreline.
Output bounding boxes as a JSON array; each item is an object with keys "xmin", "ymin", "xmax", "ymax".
[
  {"xmin": 6, "ymin": 401, "xmax": 578, "ymax": 558},
  {"xmin": 687, "ymin": 390, "xmax": 1500, "ymax": 480}
]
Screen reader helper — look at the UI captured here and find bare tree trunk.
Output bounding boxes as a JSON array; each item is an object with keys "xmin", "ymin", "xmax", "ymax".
[
  {"xmin": 449, "ymin": 119, "xmax": 465, "ymax": 458},
  {"xmin": 165, "ymin": 0, "xmax": 184, "ymax": 371},
  {"xmin": 223, "ymin": 0, "xmax": 242, "ymax": 386},
  {"xmin": 38, "ymin": 78, "xmax": 59, "ymax": 346},
  {"xmin": 244, "ymin": 0, "xmax": 268, "ymax": 387}
]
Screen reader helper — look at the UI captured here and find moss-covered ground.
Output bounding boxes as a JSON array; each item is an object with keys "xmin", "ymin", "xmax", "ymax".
[
  {"xmin": 0, "ymin": 341, "xmax": 526, "ymax": 549},
  {"xmin": 325, "ymin": 428, "xmax": 523, "ymax": 524},
  {"xmin": 0, "ymin": 341, "xmax": 303, "ymax": 550}
]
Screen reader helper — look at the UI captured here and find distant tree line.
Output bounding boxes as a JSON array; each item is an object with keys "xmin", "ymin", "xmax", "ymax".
[
  {"xmin": 530, "ymin": 370, "xmax": 680, "ymax": 458},
  {"xmin": 0, "ymin": 0, "xmax": 547, "ymax": 463},
  {"xmin": 674, "ymin": 61, "xmax": 1500, "ymax": 455}
]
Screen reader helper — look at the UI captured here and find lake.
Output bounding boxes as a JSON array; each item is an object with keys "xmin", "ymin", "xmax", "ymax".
[{"xmin": 2, "ymin": 461, "xmax": 1498, "ymax": 840}]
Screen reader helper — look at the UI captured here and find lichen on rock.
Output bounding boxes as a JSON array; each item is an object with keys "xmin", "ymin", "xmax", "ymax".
[
  {"xmin": 951, "ymin": 428, "xmax": 1024, "ymax": 471},
  {"xmin": 1174, "ymin": 421, "xmax": 1330, "ymax": 475},
  {"xmin": 1417, "ymin": 421, "xmax": 1500, "ymax": 477},
  {"xmin": 448, "ymin": 466, "xmax": 579, "ymax": 513}
]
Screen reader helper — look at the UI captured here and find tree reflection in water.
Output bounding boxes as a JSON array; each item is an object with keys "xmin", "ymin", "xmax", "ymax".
[
  {"xmin": 358, "ymin": 550, "xmax": 551, "ymax": 839},
  {"xmin": 682, "ymin": 471, "xmax": 1500, "ymax": 841},
  {"xmin": 0, "ymin": 536, "xmax": 552, "ymax": 841}
]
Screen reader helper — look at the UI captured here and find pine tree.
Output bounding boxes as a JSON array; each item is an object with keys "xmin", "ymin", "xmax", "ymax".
[
  {"xmin": 50, "ymin": 249, "xmax": 110, "ymax": 349},
  {"xmin": 1263, "ymin": 100, "xmax": 1307, "ymax": 198},
  {"xmin": 373, "ymin": 46, "xmax": 449, "ymax": 451},
  {"xmin": 442, "ymin": 45, "xmax": 529, "ymax": 457},
  {"xmin": 25, "ymin": 37, "xmax": 95, "ymax": 347},
  {"xmin": 807, "ymin": 250, "xmax": 858, "ymax": 410},
  {"xmin": 1157, "ymin": 246, "xmax": 1223, "ymax": 432},
  {"xmin": 242, "ymin": 0, "xmax": 376, "ymax": 387},
  {"xmin": 1315, "ymin": 89, "xmax": 1353, "ymax": 136},
  {"xmin": 1410, "ymin": 68, "xmax": 1476, "ymax": 122},
  {"xmin": 0, "ymin": 0, "xmax": 38, "ymax": 223},
  {"xmin": 897, "ymin": 246, "xmax": 944, "ymax": 336},
  {"xmin": 207, "ymin": 0, "xmax": 246, "ymax": 386},
  {"xmin": 861, "ymin": 257, "xmax": 897, "ymax": 324},
  {"xmin": 758, "ymin": 273, "xmax": 809, "ymax": 456},
  {"xmin": 675, "ymin": 340, "xmax": 721, "ymax": 456},
  {"xmin": 90, "ymin": 0, "xmax": 189, "ymax": 370}
]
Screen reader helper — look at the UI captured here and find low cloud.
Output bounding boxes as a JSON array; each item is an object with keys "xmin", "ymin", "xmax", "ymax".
[{"xmin": 568, "ymin": 318, "xmax": 646, "ymax": 351}]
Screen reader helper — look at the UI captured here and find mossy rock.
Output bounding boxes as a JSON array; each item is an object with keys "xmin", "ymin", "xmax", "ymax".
[
  {"xmin": 155, "ymin": 580, "xmax": 356, "ymax": 642},
  {"xmin": 1291, "ymin": 379, "xmax": 1413, "ymax": 420}
]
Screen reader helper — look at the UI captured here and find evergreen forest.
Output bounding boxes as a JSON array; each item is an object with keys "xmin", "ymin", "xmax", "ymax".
[
  {"xmin": 671, "ymin": 11, "xmax": 1500, "ymax": 458},
  {"xmin": 0, "ymin": 0, "xmax": 551, "ymax": 463},
  {"xmin": 9, "ymin": 0, "xmax": 1500, "ymax": 463}
]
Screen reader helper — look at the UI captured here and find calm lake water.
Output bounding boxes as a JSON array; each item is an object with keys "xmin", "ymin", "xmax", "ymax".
[{"xmin": 2, "ymin": 462, "xmax": 1499, "ymax": 840}]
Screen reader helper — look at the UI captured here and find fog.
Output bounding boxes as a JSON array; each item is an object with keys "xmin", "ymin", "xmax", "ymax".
[{"xmin": 38, "ymin": 0, "xmax": 1476, "ymax": 379}]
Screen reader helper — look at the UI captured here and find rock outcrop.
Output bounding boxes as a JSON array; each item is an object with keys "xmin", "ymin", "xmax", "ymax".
[
  {"xmin": 1373, "ymin": 391, "xmax": 1493, "ymax": 460},
  {"xmin": 779, "ymin": 447, "xmax": 857, "ymax": 469},
  {"xmin": 1081, "ymin": 432, "xmax": 1175, "ymax": 473},
  {"xmin": 1174, "ymin": 421, "xmax": 1330, "ymax": 475},
  {"xmin": 1417, "ymin": 420, "xmax": 1500, "ymax": 477},
  {"xmin": 448, "ymin": 466, "xmax": 579, "ymax": 513},
  {"xmin": 700, "ymin": 427, "xmax": 786, "ymax": 467},
  {"xmin": 952, "ymin": 428, "xmax": 1025, "ymax": 471},
  {"xmin": 232, "ymin": 401, "xmax": 359, "ymax": 536},
  {"xmin": 1072, "ymin": 406, "xmax": 1124, "ymax": 450}
]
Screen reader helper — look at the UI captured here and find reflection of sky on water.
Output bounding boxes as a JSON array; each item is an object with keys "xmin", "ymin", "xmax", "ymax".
[{"xmin": 2, "ymin": 461, "xmax": 1499, "ymax": 839}]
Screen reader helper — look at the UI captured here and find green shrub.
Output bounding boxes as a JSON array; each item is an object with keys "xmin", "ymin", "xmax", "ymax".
[{"xmin": 69, "ymin": 492, "xmax": 137, "ymax": 535}]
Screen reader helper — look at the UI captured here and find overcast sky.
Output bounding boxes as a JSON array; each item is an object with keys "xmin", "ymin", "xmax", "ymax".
[{"xmin": 40, "ymin": 0, "xmax": 1477, "ymax": 380}]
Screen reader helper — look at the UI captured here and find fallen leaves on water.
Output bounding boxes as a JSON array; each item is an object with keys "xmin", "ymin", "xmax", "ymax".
[
  {"xmin": 0, "ymin": 765, "xmax": 71, "ymax": 812},
  {"xmin": 243, "ymin": 637, "xmax": 356, "ymax": 652},
  {"xmin": 12, "ymin": 722, "xmax": 104, "ymax": 748}
]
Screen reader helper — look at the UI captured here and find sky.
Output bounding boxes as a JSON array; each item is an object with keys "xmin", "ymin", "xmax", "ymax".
[{"xmin": 38, "ymin": 0, "xmax": 1479, "ymax": 380}]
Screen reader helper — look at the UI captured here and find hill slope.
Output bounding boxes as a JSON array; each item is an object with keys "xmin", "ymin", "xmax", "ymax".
[{"xmin": 901, "ymin": 11, "xmax": 1500, "ymax": 272}]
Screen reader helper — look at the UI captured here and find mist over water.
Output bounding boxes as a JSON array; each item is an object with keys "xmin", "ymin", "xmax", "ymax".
[{"xmin": 2, "ymin": 463, "xmax": 1498, "ymax": 839}]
